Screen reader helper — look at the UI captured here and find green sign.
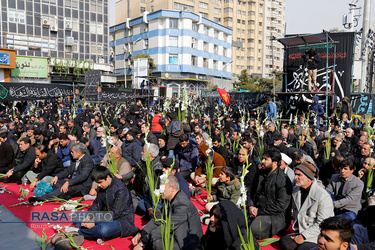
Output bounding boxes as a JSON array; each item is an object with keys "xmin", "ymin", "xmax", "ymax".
[{"xmin": 11, "ymin": 56, "xmax": 48, "ymax": 78}]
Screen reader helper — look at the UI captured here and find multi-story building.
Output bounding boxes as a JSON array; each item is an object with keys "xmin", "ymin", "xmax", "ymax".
[
  {"xmin": 115, "ymin": 0, "xmax": 285, "ymax": 79},
  {"xmin": 110, "ymin": 10, "xmax": 232, "ymax": 97},
  {"xmin": 0, "ymin": 0, "xmax": 114, "ymax": 84}
]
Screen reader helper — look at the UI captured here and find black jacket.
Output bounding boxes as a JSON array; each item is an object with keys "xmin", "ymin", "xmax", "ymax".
[
  {"xmin": 247, "ymin": 167, "xmax": 292, "ymax": 236},
  {"xmin": 0, "ymin": 142, "xmax": 15, "ymax": 172},
  {"xmin": 34, "ymin": 150, "xmax": 64, "ymax": 181},
  {"xmin": 214, "ymin": 145, "xmax": 230, "ymax": 166},
  {"xmin": 90, "ymin": 177, "xmax": 138, "ymax": 237},
  {"xmin": 56, "ymin": 154, "xmax": 94, "ymax": 195},
  {"xmin": 14, "ymin": 146, "xmax": 36, "ymax": 173}
]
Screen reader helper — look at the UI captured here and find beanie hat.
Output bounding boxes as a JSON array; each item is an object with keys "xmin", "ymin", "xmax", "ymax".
[
  {"xmin": 295, "ymin": 162, "xmax": 317, "ymax": 180},
  {"xmin": 127, "ymin": 129, "xmax": 138, "ymax": 138}
]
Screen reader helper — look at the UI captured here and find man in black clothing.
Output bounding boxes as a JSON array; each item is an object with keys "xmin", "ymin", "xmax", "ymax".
[
  {"xmin": 27, "ymin": 144, "xmax": 64, "ymax": 189},
  {"xmin": 67, "ymin": 120, "xmax": 83, "ymax": 139},
  {"xmin": 0, "ymin": 130, "xmax": 16, "ymax": 174},
  {"xmin": 128, "ymin": 99, "xmax": 142, "ymax": 123},
  {"xmin": 273, "ymin": 132, "xmax": 288, "ymax": 154},
  {"xmin": 212, "ymin": 135, "xmax": 230, "ymax": 166},
  {"xmin": 3, "ymin": 137, "xmax": 36, "ymax": 184},
  {"xmin": 29, "ymin": 143, "xmax": 94, "ymax": 202},
  {"xmin": 247, "ymin": 149, "xmax": 292, "ymax": 239}
]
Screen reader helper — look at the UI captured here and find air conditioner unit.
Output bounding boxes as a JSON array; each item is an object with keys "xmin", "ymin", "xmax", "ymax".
[
  {"xmin": 50, "ymin": 26, "xmax": 58, "ymax": 32},
  {"xmin": 42, "ymin": 18, "xmax": 50, "ymax": 26},
  {"xmin": 65, "ymin": 20, "xmax": 72, "ymax": 30},
  {"xmin": 66, "ymin": 36, "xmax": 74, "ymax": 46}
]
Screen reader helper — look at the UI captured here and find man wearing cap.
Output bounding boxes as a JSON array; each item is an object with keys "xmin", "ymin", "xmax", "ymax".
[
  {"xmin": 273, "ymin": 133, "xmax": 288, "ymax": 154},
  {"xmin": 121, "ymin": 129, "xmax": 143, "ymax": 168},
  {"xmin": 279, "ymin": 162, "xmax": 334, "ymax": 250},
  {"xmin": 157, "ymin": 134, "xmax": 168, "ymax": 159}
]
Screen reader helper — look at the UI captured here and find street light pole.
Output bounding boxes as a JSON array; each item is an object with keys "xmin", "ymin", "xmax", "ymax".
[{"xmin": 221, "ymin": 61, "xmax": 233, "ymax": 89}]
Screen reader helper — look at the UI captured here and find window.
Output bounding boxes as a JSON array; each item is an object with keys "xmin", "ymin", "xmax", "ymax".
[
  {"xmin": 248, "ymin": 29, "xmax": 255, "ymax": 34},
  {"xmin": 237, "ymin": 10, "xmax": 241, "ymax": 14},
  {"xmin": 42, "ymin": 0, "xmax": 57, "ymax": 4},
  {"xmin": 65, "ymin": 0, "xmax": 78, "ymax": 8},
  {"xmin": 192, "ymin": 22, "xmax": 198, "ymax": 31},
  {"xmin": 169, "ymin": 36, "xmax": 178, "ymax": 47},
  {"xmin": 224, "ymin": 0, "xmax": 232, "ymax": 2},
  {"xmin": 200, "ymin": 12, "xmax": 208, "ymax": 18},
  {"xmin": 223, "ymin": 48, "xmax": 227, "ymax": 57},
  {"xmin": 151, "ymin": 6, "xmax": 154, "ymax": 12},
  {"xmin": 214, "ymin": 45, "xmax": 218, "ymax": 54},
  {"xmin": 90, "ymin": 22, "xmax": 103, "ymax": 34},
  {"xmin": 248, "ymin": 1, "xmax": 255, "ymax": 6},
  {"xmin": 91, "ymin": 43, "xmax": 103, "ymax": 55},
  {"xmin": 213, "ymin": 60, "xmax": 218, "ymax": 70},
  {"xmin": 8, "ymin": 9, "xmax": 25, "ymax": 24},
  {"xmin": 191, "ymin": 38, "xmax": 198, "ymax": 48},
  {"xmin": 214, "ymin": 30, "xmax": 218, "ymax": 39},
  {"xmin": 248, "ymin": 11, "xmax": 255, "ymax": 15},
  {"xmin": 214, "ymin": 17, "xmax": 221, "ymax": 23},
  {"xmin": 65, "ymin": 41, "xmax": 78, "ymax": 53},
  {"xmin": 141, "ymin": 0, "xmax": 146, "ymax": 2},
  {"xmin": 90, "ymin": 1, "xmax": 102, "ymax": 12},
  {"xmin": 259, "ymin": 13, "xmax": 263, "ymax": 17},
  {"xmin": 224, "ymin": 17, "xmax": 232, "ymax": 22},
  {"xmin": 203, "ymin": 42, "xmax": 208, "ymax": 52},
  {"xmin": 169, "ymin": 55, "xmax": 178, "ymax": 64},
  {"xmin": 248, "ymin": 38, "xmax": 254, "ymax": 43},
  {"xmin": 259, "ymin": 22, "xmax": 262, "ymax": 26},
  {"xmin": 237, "ymin": 19, "xmax": 241, "ymax": 24},
  {"xmin": 224, "ymin": 8, "xmax": 233, "ymax": 12},
  {"xmin": 199, "ymin": 2, "xmax": 208, "ymax": 9},
  {"xmin": 248, "ymin": 20, "xmax": 255, "ymax": 24},
  {"xmin": 174, "ymin": 2, "xmax": 194, "ymax": 12},
  {"xmin": 204, "ymin": 26, "xmax": 208, "ymax": 35},
  {"xmin": 203, "ymin": 58, "xmax": 208, "ymax": 68},
  {"xmin": 169, "ymin": 18, "xmax": 178, "ymax": 29},
  {"xmin": 242, "ymin": 11, "xmax": 246, "ymax": 15},
  {"xmin": 140, "ymin": 7, "xmax": 146, "ymax": 13},
  {"xmin": 214, "ymin": 8, "xmax": 221, "ymax": 14},
  {"xmin": 191, "ymin": 55, "xmax": 197, "ymax": 66}
]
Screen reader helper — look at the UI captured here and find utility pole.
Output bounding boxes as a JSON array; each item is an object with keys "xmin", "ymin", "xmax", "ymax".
[{"xmin": 359, "ymin": 0, "xmax": 371, "ymax": 93}]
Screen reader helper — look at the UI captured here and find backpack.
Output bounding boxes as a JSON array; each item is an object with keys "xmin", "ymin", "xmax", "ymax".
[{"xmin": 168, "ymin": 121, "xmax": 185, "ymax": 137}]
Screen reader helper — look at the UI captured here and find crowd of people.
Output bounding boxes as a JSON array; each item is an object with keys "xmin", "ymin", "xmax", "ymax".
[{"xmin": 0, "ymin": 94, "xmax": 375, "ymax": 250}]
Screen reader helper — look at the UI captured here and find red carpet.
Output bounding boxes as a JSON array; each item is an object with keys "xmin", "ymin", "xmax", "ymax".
[{"xmin": 0, "ymin": 182, "xmax": 282, "ymax": 249}]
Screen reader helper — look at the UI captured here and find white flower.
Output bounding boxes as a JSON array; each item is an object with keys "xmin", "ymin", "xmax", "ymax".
[
  {"xmin": 159, "ymin": 173, "xmax": 168, "ymax": 184},
  {"xmin": 154, "ymin": 189, "xmax": 161, "ymax": 197},
  {"xmin": 259, "ymin": 130, "xmax": 264, "ymax": 138},
  {"xmin": 159, "ymin": 184, "xmax": 166, "ymax": 194},
  {"xmin": 0, "ymin": 189, "xmax": 4, "ymax": 194},
  {"xmin": 18, "ymin": 198, "xmax": 24, "ymax": 201}
]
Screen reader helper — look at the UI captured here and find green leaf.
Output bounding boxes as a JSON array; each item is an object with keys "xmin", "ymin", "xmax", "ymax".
[{"xmin": 259, "ymin": 237, "xmax": 280, "ymax": 246}]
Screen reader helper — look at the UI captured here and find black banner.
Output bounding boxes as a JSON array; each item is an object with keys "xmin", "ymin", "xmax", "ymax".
[
  {"xmin": 0, "ymin": 82, "xmax": 74, "ymax": 101},
  {"xmin": 0, "ymin": 82, "xmax": 150, "ymax": 102},
  {"xmin": 283, "ymin": 32, "xmax": 355, "ymax": 103}
]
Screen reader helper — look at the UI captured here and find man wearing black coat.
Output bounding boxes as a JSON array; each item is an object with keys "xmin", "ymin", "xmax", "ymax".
[
  {"xmin": 212, "ymin": 136, "xmax": 230, "ymax": 166},
  {"xmin": 3, "ymin": 137, "xmax": 35, "ymax": 184},
  {"xmin": 77, "ymin": 166, "xmax": 139, "ymax": 240},
  {"xmin": 68, "ymin": 120, "xmax": 83, "ymax": 139},
  {"xmin": 0, "ymin": 130, "xmax": 15, "ymax": 174},
  {"xmin": 247, "ymin": 149, "xmax": 292, "ymax": 239},
  {"xmin": 27, "ymin": 145, "xmax": 64, "ymax": 189},
  {"xmin": 29, "ymin": 143, "xmax": 94, "ymax": 202}
]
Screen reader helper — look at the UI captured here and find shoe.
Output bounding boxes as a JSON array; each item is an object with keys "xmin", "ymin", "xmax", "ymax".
[
  {"xmin": 51, "ymin": 232, "xmax": 80, "ymax": 245},
  {"xmin": 28, "ymin": 196, "xmax": 45, "ymax": 203},
  {"xmin": 54, "ymin": 235, "xmax": 84, "ymax": 250}
]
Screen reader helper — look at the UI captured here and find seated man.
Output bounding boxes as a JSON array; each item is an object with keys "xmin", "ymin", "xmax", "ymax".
[
  {"xmin": 57, "ymin": 134, "xmax": 73, "ymax": 168},
  {"xmin": 29, "ymin": 143, "xmax": 94, "ymax": 202},
  {"xmin": 279, "ymin": 162, "xmax": 334, "ymax": 250},
  {"xmin": 132, "ymin": 176, "xmax": 203, "ymax": 250},
  {"xmin": 191, "ymin": 142, "xmax": 226, "ymax": 187},
  {"xmin": 89, "ymin": 146, "xmax": 132, "ymax": 196},
  {"xmin": 77, "ymin": 166, "xmax": 139, "ymax": 241},
  {"xmin": 174, "ymin": 133, "xmax": 199, "ymax": 180},
  {"xmin": 79, "ymin": 137, "xmax": 106, "ymax": 166},
  {"xmin": 201, "ymin": 200, "xmax": 259, "ymax": 250},
  {"xmin": 0, "ymin": 130, "xmax": 16, "ymax": 174},
  {"xmin": 27, "ymin": 144, "xmax": 64, "ymax": 189},
  {"xmin": 121, "ymin": 129, "xmax": 143, "ymax": 168},
  {"xmin": 3, "ymin": 138, "xmax": 36, "ymax": 183},
  {"xmin": 247, "ymin": 149, "xmax": 292, "ymax": 239},
  {"xmin": 326, "ymin": 159, "xmax": 363, "ymax": 221}
]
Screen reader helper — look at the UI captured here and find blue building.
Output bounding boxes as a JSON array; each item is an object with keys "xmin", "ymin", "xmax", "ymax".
[{"xmin": 109, "ymin": 10, "xmax": 232, "ymax": 97}]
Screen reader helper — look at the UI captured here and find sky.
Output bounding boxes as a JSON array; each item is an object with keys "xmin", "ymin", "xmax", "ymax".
[
  {"xmin": 285, "ymin": 0, "xmax": 375, "ymax": 34},
  {"xmin": 108, "ymin": 0, "xmax": 375, "ymax": 34}
]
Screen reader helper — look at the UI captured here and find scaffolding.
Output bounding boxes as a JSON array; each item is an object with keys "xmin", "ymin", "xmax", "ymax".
[{"xmin": 273, "ymin": 31, "xmax": 339, "ymax": 117}]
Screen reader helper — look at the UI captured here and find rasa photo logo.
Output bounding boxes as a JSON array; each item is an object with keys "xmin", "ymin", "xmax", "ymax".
[{"xmin": 2, "ymin": 211, "xmax": 114, "ymax": 223}]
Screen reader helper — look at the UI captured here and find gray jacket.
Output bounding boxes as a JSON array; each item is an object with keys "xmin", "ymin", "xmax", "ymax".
[
  {"xmin": 292, "ymin": 179, "xmax": 334, "ymax": 243},
  {"xmin": 142, "ymin": 190, "xmax": 203, "ymax": 250},
  {"xmin": 326, "ymin": 174, "xmax": 364, "ymax": 214}
]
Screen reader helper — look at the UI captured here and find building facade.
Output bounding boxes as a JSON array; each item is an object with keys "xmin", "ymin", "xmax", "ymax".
[
  {"xmin": 115, "ymin": 0, "xmax": 285, "ymax": 79},
  {"xmin": 0, "ymin": 0, "xmax": 113, "ymax": 84},
  {"xmin": 110, "ymin": 10, "xmax": 232, "ymax": 97}
]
